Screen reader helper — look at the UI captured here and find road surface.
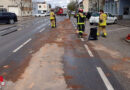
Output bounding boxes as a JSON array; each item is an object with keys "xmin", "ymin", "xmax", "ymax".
[{"xmin": 0, "ymin": 16, "xmax": 129, "ymax": 90}]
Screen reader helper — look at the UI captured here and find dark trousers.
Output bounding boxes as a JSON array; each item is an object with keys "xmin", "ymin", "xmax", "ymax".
[{"xmin": 77, "ymin": 24, "xmax": 85, "ymax": 36}]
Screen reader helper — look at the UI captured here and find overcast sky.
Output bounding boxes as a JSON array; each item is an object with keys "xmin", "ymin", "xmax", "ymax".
[{"xmin": 33, "ymin": 0, "xmax": 82, "ymax": 8}]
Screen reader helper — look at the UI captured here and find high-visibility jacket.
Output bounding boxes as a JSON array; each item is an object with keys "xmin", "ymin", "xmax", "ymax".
[
  {"xmin": 50, "ymin": 11, "xmax": 55, "ymax": 20},
  {"xmin": 77, "ymin": 13, "xmax": 86, "ymax": 25},
  {"xmin": 99, "ymin": 13, "xmax": 107, "ymax": 26}
]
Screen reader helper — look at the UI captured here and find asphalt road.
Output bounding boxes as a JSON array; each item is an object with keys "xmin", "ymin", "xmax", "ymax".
[
  {"xmin": 0, "ymin": 16, "xmax": 66, "ymax": 81},
  {"xmin": 0, "ymin": 16, "xmax": 129, "ymax": 90},
  {"xmin": 71, "ymin": 17, "xmax": 130, "ymax": 90}
]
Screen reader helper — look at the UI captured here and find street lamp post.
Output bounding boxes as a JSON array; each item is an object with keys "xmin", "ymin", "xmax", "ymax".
[
  {"xmin": 97, "ymin": 0, "xmax": 99, "ymax": 12},
  {"xmin": 76, "ymin": 0, "xmax": 79, "ymax": 11}
]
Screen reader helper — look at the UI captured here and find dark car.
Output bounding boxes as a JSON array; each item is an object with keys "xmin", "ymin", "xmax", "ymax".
[{"xmin": 0, "ymin": 12, "xmax": 17, "ymax": 24}]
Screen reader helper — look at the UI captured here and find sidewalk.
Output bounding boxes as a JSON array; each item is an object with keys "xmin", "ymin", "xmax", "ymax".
[{"xmin": 118, "ymin": 19, "xmax": 130, "ymax": 27}]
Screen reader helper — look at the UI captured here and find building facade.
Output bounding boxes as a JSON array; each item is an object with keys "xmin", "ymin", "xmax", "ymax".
[
  {"xmin": 83, "ymin": 0, "xmax": 89, "ymax": 12},
  {"xmin": 88, "ymin": 0, "xmax": 105, "ymax": 12},
  {"xmin": 0, "ymin": 0, "xmax": 32, "ymax": 16},
  {"xmin": 79, "ymin": 0, "xmax": 104, "ymax": 12},
  {"xmin": 104, "ymin": 0, "xmax": 130, "ymax": 19},
  {"xmin": 32, "ymin": 2, "xmax": 50, "ymax": 15}
]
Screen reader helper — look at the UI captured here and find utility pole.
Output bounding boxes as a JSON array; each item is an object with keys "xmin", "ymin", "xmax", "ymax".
[
  {"xmin": 76, "ymin": 0, "xmax": 79, "ymax": 11},
  {"xmin": 97, "ymin": 0, "xmax": 99, "ymax": 12}
]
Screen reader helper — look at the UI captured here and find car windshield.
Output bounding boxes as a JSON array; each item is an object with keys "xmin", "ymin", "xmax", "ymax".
[{"xmin": 91, "ymin": 13, "xmax": 100, "ymax": 17}]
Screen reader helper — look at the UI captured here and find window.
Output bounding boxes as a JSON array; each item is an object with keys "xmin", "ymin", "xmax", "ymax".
[
  {"xmin": 39, "ymin": 5, "xmax": 41, "ymax": 8},
  {"xmin": 91, "ymin": 12, "xmax": 100, "ymax": 16},
  {"xmin": 124, "ymin": 7, "xmax": 129, "ymax": 15}
]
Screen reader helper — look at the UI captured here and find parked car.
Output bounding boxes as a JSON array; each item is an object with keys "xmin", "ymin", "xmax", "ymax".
[
  {"xmin": 89, "ymin": 12, "xmax": 118, "ymax": 25},
  {"xmin": 0, "ymin": 12, "xmax": 17, "ymax": 24},
  {"xmin": 34, "ymin": 13, "xmax": 46, "ymax": 17},
  {"xmin": 46, "ymin": 12, "xmax": 50, "ymax": 16}
]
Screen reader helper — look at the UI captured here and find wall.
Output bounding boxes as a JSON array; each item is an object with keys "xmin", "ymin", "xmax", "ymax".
[
  {"xmin": 83, "ymin": 0, "xmax": 89, "ymax": 12},
  {"xmin": 119, "ymin": 0, "xmax": 130, "ymax": 15},
  {"xmin": 0, "ymin": 0, "xmax": 32, "ymax": 16}
]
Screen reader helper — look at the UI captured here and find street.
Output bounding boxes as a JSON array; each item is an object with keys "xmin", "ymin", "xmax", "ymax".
[{"xmin": 0, "ymin": 16, "xmax": 129, "ymax": 90}]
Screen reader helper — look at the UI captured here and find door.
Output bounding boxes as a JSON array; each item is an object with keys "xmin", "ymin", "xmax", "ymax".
[
  {"xmin": 107, "ymin": 13, "xmax": 114, "ymax": 23},
  {"xmin": 8, "ymin": 7, "xmax": 19, "ymax": 16}
]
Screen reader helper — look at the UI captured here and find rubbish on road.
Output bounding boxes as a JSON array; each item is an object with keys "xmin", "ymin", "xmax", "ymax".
[
  {"xmin": 89, "ymin": 27, "xmax": 98, "ymax": 40},
  {"xmin": 126, "ymin": 34, "xmax": 130, "ymax": 42}
]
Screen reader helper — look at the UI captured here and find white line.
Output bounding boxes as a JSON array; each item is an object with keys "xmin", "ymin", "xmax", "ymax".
[
  {"xmin": 39, "ymin": 28, "xmax": 45, "ymax": 32},
  {"xmin": 13, "ymin": 38, "xmax": 32, "ymax": 53},
  {"xmin": 107, "ymin": 27, "xmax": 129, "ymax": 32},
  {"xmin": 97, "ymin": 67, "xmax": 114, "ymax": 90},
  {"xmin": 84, "ymin": 44, "xmax": 94, "ymax": 57},
  {"xmin": 81, "ymin": 38, "xmax": 84, "ymax": 41}
]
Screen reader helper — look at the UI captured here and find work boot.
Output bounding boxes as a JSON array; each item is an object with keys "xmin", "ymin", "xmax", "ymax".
[
  {"xmin": 78, "ymin": 33, "xmax": 83, "ymax": 38},
  {"xmin": 102, "ymin": 33, "xmax": 107, "ymax": 38}
]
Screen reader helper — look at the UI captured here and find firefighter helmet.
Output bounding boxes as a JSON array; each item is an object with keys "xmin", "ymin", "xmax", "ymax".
[{"xmin": 79, "ymin": 9, "xmax": 83, "ymax": 13}]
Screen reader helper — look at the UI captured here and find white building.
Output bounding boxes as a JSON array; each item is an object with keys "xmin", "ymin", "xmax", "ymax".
[
  {"xmin": 38, "ymin": 2, "xmax": 50, "ymax": 14},
  {"xmin": 32, "ymin": 2, "xmax": 50, "ymax": 15},
  {"xmin": 0, "ymin": 0, "xmax": 32, "ymax": 16}
]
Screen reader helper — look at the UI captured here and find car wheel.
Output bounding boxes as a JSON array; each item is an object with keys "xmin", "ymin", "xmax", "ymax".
[
  {"xmin": 9, "ymin": 19, "xmax": 15, "ymax": 24},
  {"xmin": 90, "ymin": 23, "xmax": 93, "ymax": 25},
  {"xmin": 114, "ymin": 19, "xmax": 117, "ymax": 24}
]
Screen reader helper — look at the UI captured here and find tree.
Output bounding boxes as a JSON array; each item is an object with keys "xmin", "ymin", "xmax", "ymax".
[{"xmin": 67, "ymin": 1, "xmax": 77, "ymax": 11}]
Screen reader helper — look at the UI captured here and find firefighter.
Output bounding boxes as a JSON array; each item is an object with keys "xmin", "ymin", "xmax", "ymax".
[
  {"xmin": 76, "ymin": 9, "xmax": 86, "ymax": 38},
  {"xmin": 50, "ymin": 9, "xmax": 56, "ymax": 28},
  {"xmin": 97, "ymin": 9, "xmax": 107, "ymax": 37}
]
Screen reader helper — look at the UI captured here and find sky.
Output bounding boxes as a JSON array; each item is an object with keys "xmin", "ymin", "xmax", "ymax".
[{"xmin": 33, "ymin": 0, "xmax": 82, "ymax": 8}]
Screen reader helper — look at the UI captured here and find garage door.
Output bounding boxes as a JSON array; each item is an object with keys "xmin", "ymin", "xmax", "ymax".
[{"xmin": 8, "ymin": 7, "xmax": 19, "ymax": 16}]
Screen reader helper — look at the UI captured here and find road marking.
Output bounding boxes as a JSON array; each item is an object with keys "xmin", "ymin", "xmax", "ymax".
[
  {"xmin": 39, "ymin": 28, "xmax": 45, "ymax": 32},
  {"xmin": 108, "ymin": 27, "xmax": 129, "ymax": 32},
  {"xmin": 13, "ymin": 38, "xmax": 32, "ymax": 53},
  {"xmin": 97, "ymin": 67, "xmax": 114, "ymax": 90},
  {"xmin": 81, "ymin": 38, "xmax": 84, "ymax": 41},
  {"xmin": 84, "ymin": 44, "xmax": 94, "ymax": 57}
]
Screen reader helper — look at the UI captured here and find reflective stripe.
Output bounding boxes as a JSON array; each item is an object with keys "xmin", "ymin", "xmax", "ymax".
[
  {"xmin": 78, "ymin": 15, "xmax": 80, "ymax": 24},
  {"xmin": 79, "ymin": 31, "xmax": 83, "ymax": 33},
  {"xmin": 77, "ymin": 23, "xmax": 85, "ymax": 24},
  {"xmin": 77, "ymin": 14, "xmax": 85, "ymax": 25}
]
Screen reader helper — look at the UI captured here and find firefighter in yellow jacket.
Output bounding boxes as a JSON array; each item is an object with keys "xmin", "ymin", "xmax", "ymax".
[
  {"xmin": 50, "ymin": 9, "xmax": 56, "ymax": 28},
  {"xmin": 97, "ymin": 9, "xmax": 107, "ymax": 37}
]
